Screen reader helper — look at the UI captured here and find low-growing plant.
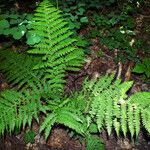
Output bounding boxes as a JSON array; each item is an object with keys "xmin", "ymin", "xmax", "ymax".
[
  {"xmin": 92, "ymin": 10, "xmax": 142, "ymax": 62},
  {"xmin": 24, "ymin": 130, "xmax": 36, "ymax": 144},
  {"xmin": 0, "ymin": 0, "xmax": 85, "ymax": 137},
  {"xmin": 88, "ymin": 29, "xmax": 100, "ymax": 38},
  {"xmin": 133, "ymin": 57, "xmax": 150, "ymax": 80},
  {"xmin": 79, "ymin": 0, "xmax": 116, "ymax": 9},
  {"xmin": 0, "ymin": 9, "xmax": 43, "ymax": 46},
  {"xmin": 59, "ymin": 1, "xmax": 89, "ymax": 31},
  {"xmin": 0, "ymin": 10, "xmax": 33, "ymax": 40},
  {"xmin": 0, "ymin": 1, "xmax": 150, "ymax": 150},
  {"xmin": 100, "ymin": 28, "xmax": 138, "ymax": 62},
  {"xmin": 75, "ymin": 36, "xmax": 91, "ymax": 54}
]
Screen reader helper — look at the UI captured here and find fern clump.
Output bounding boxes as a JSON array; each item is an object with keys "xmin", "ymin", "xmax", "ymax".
[
  {"xmin": 0, "ymin": 0, "xmax": 150, "ymax": 149},
  {"xmin": 0, "ymin": 0, "xmax": 85, "ymax": 137}
]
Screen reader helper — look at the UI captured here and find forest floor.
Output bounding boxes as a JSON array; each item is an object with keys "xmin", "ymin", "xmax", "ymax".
[{"xmin": 0, "ymin": 2, "xmax": 150, "ymax": 150}]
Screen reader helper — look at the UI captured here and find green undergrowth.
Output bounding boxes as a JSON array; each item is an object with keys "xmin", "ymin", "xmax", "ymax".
[
  {"xmin": 88, "ymin": 2, "xmax": 150, "ymax": 63},
  {"xmin": 133, "ymin": 57, "xmax": 150, "ymax": 81},
  {"xmin": 0, "ymin": 0, "xmax": 150, "ymax": 149}
]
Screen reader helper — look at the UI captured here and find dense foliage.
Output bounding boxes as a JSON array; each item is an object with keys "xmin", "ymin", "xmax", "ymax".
[{"xmin": 0, "ymin": 0, "xmax": 150, "ymax": 149}]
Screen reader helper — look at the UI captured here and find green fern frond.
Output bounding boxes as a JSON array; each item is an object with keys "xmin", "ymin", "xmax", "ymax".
[
  {"xmin": 27, "ymin": 0, "xmax": 84, "ymax": 94},
  {"xmin": 1, "ymin": 0, "xmax": 84, "ymax": 98},
  {"xmin": 120, "ymin": 104, "xmax": 127, "ymax": 137},
  {"xmin": 0, "ymin": 78, "xmax": 53, "ymax": 135},
  {"xmin": 0, "ymin": 89, "xmax": 42, "ymax": 135},
  {"xmin": 0, "ymin": 49, "xmax": 43, "ymax": 89},
  {"xmin": 82, "ymin": 75, "xmax": 150, "ymax": 137},
  {"xmin": 134, "ymin": 108, "xmax": 140, "ymax": 137},
  {"xmin": 40, "ymin": 113, "xmax": 56, "ymax": 140},
  {"xmin": 40, "ymin": 98, "xmax": 86, "ymax": 140},
  {"xmin": 127, "ymin": 105, "xmax": 134, "ymax": 138},
  {"xmin": 127, "ymin": 92, "xmax": 150, "ymax": 134},
  {"xmin": 57, "ymin": 108, "xmax": 84, "ymax": 134},
  {"xmin": 141, "ymin": 108, "xmax": 150, "ymax": 133},
  {"xmin": 105, "ymin": 94, "xmax": 113, "ymax": 135}
]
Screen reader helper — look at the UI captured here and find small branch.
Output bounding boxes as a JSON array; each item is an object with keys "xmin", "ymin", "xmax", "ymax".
[{"xmin": 116, "ymin": 62, "xmax": 122, "ymax": 80}]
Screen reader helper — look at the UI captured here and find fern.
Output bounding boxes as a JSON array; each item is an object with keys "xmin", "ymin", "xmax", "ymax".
[
  {"xmin": 27, "ymin": 0, "xmax": 84, "ymax": 95},
  {"xmin": 0, "ymin": 78, "xmax": 53, "ymax": 135},
  {"xmin": 0, "ymin": 0, "xmax": 150, "ymax": 148},
  {"xmin": 0, "ymin": 49, "xmax": 43, "ymax": 89},
  {"xmin": 0, "ymin": 0, "xmax": 85, "ymax": 137},
  {"xmin": 38, "ymin": 75, "xmax": 150, "ymax": 139},
  {"xmin": 0, "ymin": 90, "xmax": 39, "ymax": 135},
  {"xmin": 40, "ymin": 98, "xmax": 86, "ymax": 139},
  {"xmin": 0, "ymin": 0, "xmax": 84, "ymax": 96},
  {"xmin": 127, "ymin": 92, "xmax": 150, "ymax": 134},
  {"xmin": 82, "ymin": 75, "xmax": 150, "ymax": 138},
  {"xmin": 1, "ymin": 73, "xmax": 149, "ymax": 141}
]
